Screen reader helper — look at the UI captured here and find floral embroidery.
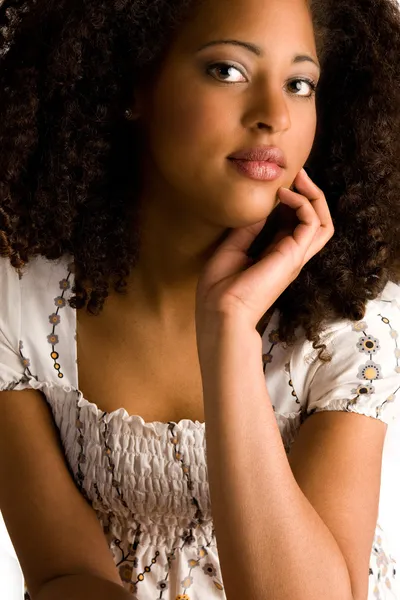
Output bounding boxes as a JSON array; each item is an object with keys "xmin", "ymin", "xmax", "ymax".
[
  {"xmin": 54, "ymin": 296, "xmax": 66, "ymax": 308},
  {"xmin": 47, "ymin": 333, "xmax": 59, "ymax": 345},
  {"xmin": 288, "ymin": 377, "xmax": 300, "ymax": 404},
  {"xmin": 120, "ymin": 563, "xmax": 135, "ymax": 582},
  {"xmin": 351, "ymin": 313, "xmax": 400, "ymax": 418},
  {"xmin": 357, "ymin": 335, "xmax": 380, "ymax": 355},
  {"xmin": 352, "ymin": 320, "xmax": 368, "ymax": 332},
  {"xmin": 101, "ymin": 415, "xmax": 130, "ymax": 512},
  {"xmin": 14, "ymin": 270, "xmax": 400, "ymax": 600},
  {"xmin": 263, "ymin": 353, "xmax": 273, "ymax": 364},
  {"xmin": 377, "ymin": 314, "xmax": 400, "ymax": 373},
  {"xmin": 73, "ymin": 398, "xmax": 90, "ymax": 503},
  {"xmin": 47, "ymin": 270, "xmax": 72, "ymax": 378},
  {"xmin": 352, "ymin": 383, "xmax": 375, "ymax": 396},
  {"xmin": 376, "ymin": 392, "xmax": 399, "ymax": 418},
  {"xmin": 18, "ymin": 340, "xmax": 37, "ymax": 381},
  {"xmin": 283, "ymin": 361, "xmax": 300, "ymax": 405},
  {"xmin": 357, "ymin": 360, "xmax": 382, "ymax": 381},
  {"xmin": 268, "ymin": 329, "xmax": 280, "ymax": 344},
  {"xmin": 369, "ymin": 524, "xmax": 397, "ymax": 599},
  {"xmin": 59, "ymin": 278, "xmax": 70, "ymax": 290},
  {"xmin": 49, "ymin": 313, "xmax": 61, "ymax": 325},
  {"xmin": 104, "ymin": 424, "xmax": 225, "ymax": 597},
  {"xmin": 157, "ymin": 579, "xmax": 170, "ymax": 591},
  {"xmin": 203, "ymin": 564, "xmax": 217, "ymax": 577},
  {"xmin": 262, "ymin": 329, "xmax": 280, "ymax": 371}
]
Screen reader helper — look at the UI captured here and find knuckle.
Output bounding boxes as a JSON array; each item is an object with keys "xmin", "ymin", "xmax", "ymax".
[{"xmin": 314, "ymin": 216, "xmax": 322, "ymax": 228}]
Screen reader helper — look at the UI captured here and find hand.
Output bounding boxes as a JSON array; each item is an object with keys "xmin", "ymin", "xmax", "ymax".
[{"xmin": 195, "ymin": 168, "xmax": 334, "ymax": 331}]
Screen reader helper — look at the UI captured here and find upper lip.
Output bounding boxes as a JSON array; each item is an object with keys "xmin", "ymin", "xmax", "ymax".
[{"xmin": 228, "ymin": 145, "xmax": 286, "ymax": 168}]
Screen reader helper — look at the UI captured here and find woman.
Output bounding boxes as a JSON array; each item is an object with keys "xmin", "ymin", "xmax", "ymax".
[{"xmin": 0, "ymin": 0, "xmax": 400, "ymax": 599}]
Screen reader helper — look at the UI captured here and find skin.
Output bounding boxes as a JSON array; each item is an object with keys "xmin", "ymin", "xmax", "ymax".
[
  {"xmin": 123, "ymin": 0, "xmax": 321, "ymax": 331},
  {"xmin": 79, "ymin": 0, "xmax": 320, "ymax": 339}
]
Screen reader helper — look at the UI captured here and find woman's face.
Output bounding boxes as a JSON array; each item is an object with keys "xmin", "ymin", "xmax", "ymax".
[{"xmin": 134, "ymin": 0, "xmax": 320, "ymax": 230}]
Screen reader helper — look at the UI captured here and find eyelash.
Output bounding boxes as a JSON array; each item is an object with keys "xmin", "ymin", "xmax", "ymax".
[{"xmin": 206, "ymin": 62, "xmax": 318, "ymax": 99}]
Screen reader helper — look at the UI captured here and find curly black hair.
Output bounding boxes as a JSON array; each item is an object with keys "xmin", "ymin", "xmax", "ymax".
[{"xmin": 1, "ymin": 0, "xmax": 400, "ymax": 360}]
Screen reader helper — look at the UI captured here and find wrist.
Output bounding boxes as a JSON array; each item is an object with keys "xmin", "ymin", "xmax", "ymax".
[
  {"xmin": 35, "ymin": 574, "xmax": 131, "ymax": 600},
  {"xmin": 196, "ymin": 311, "xmax": 262, "ymax": 363}
]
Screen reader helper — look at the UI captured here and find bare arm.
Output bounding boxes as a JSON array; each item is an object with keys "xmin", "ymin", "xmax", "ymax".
[
  {"xmin": 199, "ymin": 320, "xmax": 385, "ymax": 600},
  {"xmin": 0, "ymin": 388, "xmax": 127, "ymax": 600},
  {"xmin": 35, "ymin": 574, "xmax": 133, "ymax": 600}
]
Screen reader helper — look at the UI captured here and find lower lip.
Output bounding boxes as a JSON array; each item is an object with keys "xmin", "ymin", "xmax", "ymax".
[{"xmin": 228, "ymin": 159, "xmax": 283, "ymax": 181}]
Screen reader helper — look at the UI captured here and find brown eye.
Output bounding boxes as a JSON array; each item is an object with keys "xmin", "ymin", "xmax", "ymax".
[
  {"xmin": 207, "ymin": 62, "xmax": 247, "ymax": 83},
  {"xmin": 287, "ymin": 78, "xmax": 317, "ymax": 98}
]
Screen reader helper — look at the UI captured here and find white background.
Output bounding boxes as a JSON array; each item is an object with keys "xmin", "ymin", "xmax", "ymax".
[{"xmin": 1, "ymin": 0, "xmax": 400, "ymax": 597}]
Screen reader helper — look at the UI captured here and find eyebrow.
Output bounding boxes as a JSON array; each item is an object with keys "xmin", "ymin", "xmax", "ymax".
[{"xmin": 197, "ymin": 39, "xmax": 321, "ymax": 70}]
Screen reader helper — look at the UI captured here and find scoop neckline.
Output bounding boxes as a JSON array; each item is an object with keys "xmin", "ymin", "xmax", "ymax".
[
  {"xmin": 67, "ymin": 261, "xmax": 205, "ymax": 429},
  {"xmin": 77, "ymin": 392, "xmax": 205, "ymax": 429}
]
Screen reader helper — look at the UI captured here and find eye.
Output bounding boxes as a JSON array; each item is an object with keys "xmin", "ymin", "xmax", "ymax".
[
  {"xmin": 206, "ymin": 62, "xmax": 247, "ymax": 84},
  {"xmin": 287, "ymin": 78, "xmax": 317, "ymax": 98}
]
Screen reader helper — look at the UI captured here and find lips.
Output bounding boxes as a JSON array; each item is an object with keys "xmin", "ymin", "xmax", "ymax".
[
  {"xmin": 228, "ymin": 145, "xmax": 287, "ymax": 168},
  {"xmin": 227, "ymin": 145, "xmax": 286, "ymax": 182}
]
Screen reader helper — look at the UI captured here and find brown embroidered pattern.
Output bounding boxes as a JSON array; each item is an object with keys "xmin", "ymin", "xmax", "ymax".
[
  {"xmin": 351, "ymin": 314, "xmax": 399, "ymax": 417},
  {"xmin": 47, "ymin": 272, "xmax": 72, "ymax": 379},
  {"xmin": 18, "ymin": 340, "xmax": 38, "ymax": 381},
  {"xmin": 262, "ymin": 328, "xmax": 280, "ymax": 372},
  {"xmin": 109, "ymin": 421, "xmax": 224, "ymax": 599},
  {"xmin": 369, "ymin": 523, "xmax": 397, "ymax": 598}
]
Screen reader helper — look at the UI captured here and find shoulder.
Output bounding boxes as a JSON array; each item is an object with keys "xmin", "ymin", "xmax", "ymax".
[
  {"xmin": 0, "ymin": 256, "xmax": 22, "ymax": 347},
  {"xmin": 0, "ymin": 254, "xmax": 76, "ymax": 390},
  {"xmin": 0, "ymin": 253, "xmax": 73, "ymax": 290},
  {"xmin": 0, "ymin": 254, "xmax": 72, "ymax": 328},
  {"xmin": 301, "ymin": 280, "xmax": 400, "ymax": 425},
  {"xmin": 322, "ymin": 279, "xmax": 400, "ymax": 361}
]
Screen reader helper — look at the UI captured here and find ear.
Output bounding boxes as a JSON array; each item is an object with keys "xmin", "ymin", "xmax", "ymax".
[
  {"xmin": 125, "ymin": 85, "xmax": 148, "ymax": 121},
  {"xmin": 125, "ymin": 107, "xmax": 140, "ymax": 121},
  {"xmin": 125, "ymin": 101, "xmax": 141, "ymax": 121}
]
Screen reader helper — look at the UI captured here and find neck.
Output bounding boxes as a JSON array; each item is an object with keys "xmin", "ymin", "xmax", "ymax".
[{"xmin": 124, "ymin": 189, "xmax": 229, "ymax": 330}]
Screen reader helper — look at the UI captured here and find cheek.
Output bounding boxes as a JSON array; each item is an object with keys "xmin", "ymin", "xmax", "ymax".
[
  {"xmin": 299, "ymin": 111, "xmax": 317, "ymax": 156},
  {"xmin": 289, "ymin": 110, "xmax": 317, "ymax": 174},
  {"xmin": 148, "ymin": 80, "xmax": 229, "ymax": 163}
]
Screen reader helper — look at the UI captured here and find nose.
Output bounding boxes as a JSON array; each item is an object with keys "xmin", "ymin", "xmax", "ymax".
[{"xmin": 242, "ymin": 80, "xmax": 291, "ymax": 133}]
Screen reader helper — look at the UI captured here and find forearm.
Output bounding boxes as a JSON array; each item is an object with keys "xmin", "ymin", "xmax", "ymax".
[
  {"xmin": 34, "ymin": 574, "xmax": 132, "ymax": 600},
  {"xmin": 199, "ymin": 319, "xmax": 354, "ymax": 600}
]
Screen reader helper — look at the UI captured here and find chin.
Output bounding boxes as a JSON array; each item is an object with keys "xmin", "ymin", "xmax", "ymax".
[{"xmin": 210, "ymin": 186, "xmax": 279, "ymax": 228}]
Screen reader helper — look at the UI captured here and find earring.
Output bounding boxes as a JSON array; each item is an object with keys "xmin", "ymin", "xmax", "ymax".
[{"xmin": 124, "ymin": 108, "xmax": 134, "ymax": 120}]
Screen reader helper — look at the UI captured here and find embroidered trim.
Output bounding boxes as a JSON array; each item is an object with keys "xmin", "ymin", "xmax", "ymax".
[{"xmin": 47, "ymin": 272, "xmax": 72, "ymax": 379}]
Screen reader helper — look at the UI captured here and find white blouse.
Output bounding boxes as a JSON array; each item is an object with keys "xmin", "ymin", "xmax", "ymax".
[{"xmin": 1, "ymin": 254, "xmax": 399, "ymax": 600}]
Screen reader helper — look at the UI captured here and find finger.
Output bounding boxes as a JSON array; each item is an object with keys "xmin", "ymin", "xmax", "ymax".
[
  {"xmin": 293, "ymin": 170, "xmax": 335, "ymax": 261},
  {"xmin": 277, "ymin": 187, "xmax": 320, "ymax": 253},
  {"xmin": 294, "ymin": 169, "xmax": 334, "ymax": 232},
  {"xmin": 197, "ymin": 217, "xmax": 268, "ymax": 290},
  {"xmin": 282, "ymin": 170, "xmax": 334, "ymax": 262}
]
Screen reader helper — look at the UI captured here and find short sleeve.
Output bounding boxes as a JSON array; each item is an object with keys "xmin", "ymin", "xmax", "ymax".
[
  {"xmin": 0, "ymin": 257, "xmax": 26, "ymax": 390},
  {"xmin": 306, "ymin": 290, "xmax": 400, "ymax": 425}
]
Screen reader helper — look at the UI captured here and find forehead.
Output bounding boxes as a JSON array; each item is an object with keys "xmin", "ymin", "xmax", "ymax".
[{"xmin": 172, "ymin": 0, "xmax": 317, "ymax": 58}]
